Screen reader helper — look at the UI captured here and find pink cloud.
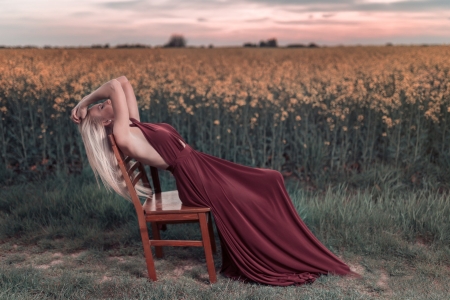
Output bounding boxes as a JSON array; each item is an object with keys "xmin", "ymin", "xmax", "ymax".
[{"xmin": 0, "ymin": 1, "xmax": 449, "ymax": 46}]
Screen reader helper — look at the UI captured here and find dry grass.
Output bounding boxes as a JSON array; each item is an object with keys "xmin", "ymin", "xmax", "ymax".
[
  {"xmin": 1, "ymin": 237, "xmax": 449, "ymax": 299},
  {"xmin": 1, "ymin": 168, "xmax": 449, "ymax": 299}
]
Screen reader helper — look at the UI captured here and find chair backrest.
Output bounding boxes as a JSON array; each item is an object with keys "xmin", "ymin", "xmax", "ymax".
[{"xmin": 107, "ymin": 134, "xmax": 161, "ymax": 211}]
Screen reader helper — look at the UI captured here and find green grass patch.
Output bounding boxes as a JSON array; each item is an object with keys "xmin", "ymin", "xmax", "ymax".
[
  {"xmin": 1, "ymin": 171, "xmax": 450, "ymax": 299},
  {"xmin": 2, "ymin": 169, "xmax": 449, "ymax": 258},
  {"xmin": 1, "ymin": 247, "xmax": 449, "ymax": 299}
]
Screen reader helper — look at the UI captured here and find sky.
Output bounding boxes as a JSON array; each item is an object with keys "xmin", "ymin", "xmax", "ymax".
[{"xmin": 1, "ymin": 0, "xmax": 450, "ymax": 47}]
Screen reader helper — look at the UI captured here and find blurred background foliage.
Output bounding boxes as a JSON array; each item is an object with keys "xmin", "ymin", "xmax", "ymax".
[{"xmin": 1, "ymin": 46, "xmax": 450, "ymax": 190}]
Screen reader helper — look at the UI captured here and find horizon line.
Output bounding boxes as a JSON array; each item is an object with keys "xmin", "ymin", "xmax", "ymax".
[{"xmin": 1, "ymin": 42, "xmax": 449, "ymax": 49}]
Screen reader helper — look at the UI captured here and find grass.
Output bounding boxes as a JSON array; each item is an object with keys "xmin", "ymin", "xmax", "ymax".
[
  {"xmin": 1, "ymin": 242, "xmax": 449, "ymax": 299},
  {"xmin": 1, "ymin": 167, "xmax": 450, "ymax": 299}
]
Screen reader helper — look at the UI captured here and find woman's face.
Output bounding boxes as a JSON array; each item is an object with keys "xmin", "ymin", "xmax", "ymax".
[{"xmin": 89, "ymin": 99, "xmax": 114, "ymax": 125}]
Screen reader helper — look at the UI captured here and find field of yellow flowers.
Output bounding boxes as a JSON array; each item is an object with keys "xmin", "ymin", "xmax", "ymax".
[{"xmin": 1, "ymin": 46, "xmax": 450, "ymax": 187}]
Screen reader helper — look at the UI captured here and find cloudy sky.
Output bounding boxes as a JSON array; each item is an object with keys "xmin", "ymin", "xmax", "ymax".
[{"xmin": 1, "ymin": 0, "xmax": 450, "ymax": 47}]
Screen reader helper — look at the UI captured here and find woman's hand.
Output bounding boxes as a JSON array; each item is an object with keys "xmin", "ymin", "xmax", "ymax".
[
  {"xmin": 71, "ymin": 98, "xmax": 88, "ymax": 124},
  {"xmin": 70, "ymin": 79, "xmax": 122, "ymax": 124},
  {"xmin": 71, "ymin": 105, "xmax": 87, "ymax": 124}
]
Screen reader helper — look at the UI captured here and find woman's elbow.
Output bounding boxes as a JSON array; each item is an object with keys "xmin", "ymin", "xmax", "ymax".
[
  {"xmin": 115, "ymin": 76, "xmax": 129, "ymax": 84},
  {"xmin": 108, "ymin": 79, "xmax": 122, "ymax": 90}
]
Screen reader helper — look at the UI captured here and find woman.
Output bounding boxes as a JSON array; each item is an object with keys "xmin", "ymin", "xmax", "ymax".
[{"xmin": 71, "ymin": 76, "xmax": 357, "ymax": 286}]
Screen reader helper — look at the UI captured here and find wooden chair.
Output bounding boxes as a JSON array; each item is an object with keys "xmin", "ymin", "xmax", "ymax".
[{"xmin": 108, "ymin": 134, "xmax": 217, "ymax": 283}]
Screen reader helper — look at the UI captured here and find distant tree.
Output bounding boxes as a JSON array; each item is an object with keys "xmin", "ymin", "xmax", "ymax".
[
  {"xmin": 386, "ymin": 42, "xmax": 393, "ymax": 47},
  {"xmin": 259, "ymin": 38, "xmax": 277, "ymax": 48},
  {"xmin": 208, "ymin": 44, "xmax": 214, "ymax": 48},
  {"xmin": 243, "ymin": 42, "xmax": 257, "ymax": 47},
  {"xmin": 266, "ymin": 38, "xmax": 277, "ymax": 47},
  {"xmin": 286, "ymin": 44, "xmax": 305, "ymax": 48},
  {"xmin": 115, "ymin": 43, "xmax": 149, "ymax": 48},
  {"xmin": 164, "ymin": 34, "xmax": 186, "ymax": 47},
  {"xmin": 91, "ymin": 44, "xmax": 109, "ymax": 49},
  {"xmin": 308, "ymin": 43, "xmax": 319, "ymax": 48}
]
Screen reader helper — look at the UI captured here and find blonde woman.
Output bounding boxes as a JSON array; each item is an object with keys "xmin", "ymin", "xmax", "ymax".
[{"xmin": 71, "ymin": 76, "xmax": 357, "ymax": 286}]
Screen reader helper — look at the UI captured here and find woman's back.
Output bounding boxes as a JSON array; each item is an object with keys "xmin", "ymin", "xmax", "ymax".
[{"xmin": 123, "ymin": 119, "xmax": 186, "ymax": 171}]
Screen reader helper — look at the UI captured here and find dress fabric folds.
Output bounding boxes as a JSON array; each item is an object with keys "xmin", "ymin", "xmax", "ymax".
[{"xmin": 129, "ymin": 118, "xmax": 353, "ymax": 286}]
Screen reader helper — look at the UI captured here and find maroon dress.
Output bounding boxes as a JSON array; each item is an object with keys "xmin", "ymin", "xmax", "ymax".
[{"xmin": 130, "ymin": 118, "xmax": 355, "ymax": 286}]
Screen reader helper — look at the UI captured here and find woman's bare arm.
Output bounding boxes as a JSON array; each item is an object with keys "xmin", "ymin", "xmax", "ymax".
[
  {"xmin": 108, "ymin": 80, "xmax": 131, "ymax": 143},
  {"xmin": 115, "ymin": 76, "xmax": 140, "ymax": 121},
  {"xmin": 71, "ymin": 79, "xmax": 131, "ymax": 144},
  {"xmin": 71, "ymin": 80, "xmax": 121, "ymax": 123}
]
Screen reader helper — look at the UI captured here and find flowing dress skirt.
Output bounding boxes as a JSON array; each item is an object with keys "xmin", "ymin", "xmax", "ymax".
[{"xmin": 170, "ymin": 145, "xmax": 352, "ymax": 286}]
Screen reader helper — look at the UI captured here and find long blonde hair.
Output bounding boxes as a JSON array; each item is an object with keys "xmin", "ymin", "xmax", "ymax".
[{"xmin": 78, "ymin": 111, "xmax": 152, "ymax": 201}]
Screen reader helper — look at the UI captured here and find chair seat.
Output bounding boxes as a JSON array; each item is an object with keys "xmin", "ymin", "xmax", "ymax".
[{"xmin": 143, "ymin": 190, "xmax": 211, "ymax": 215}]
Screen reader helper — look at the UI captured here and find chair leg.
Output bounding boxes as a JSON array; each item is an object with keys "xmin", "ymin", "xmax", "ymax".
[
  {"xmin": 139, "ymin": 227, "xmax": 157, "ymax": 281},
  {"xmin": 207, "ymin": 212, "xmax": 217, "ymax": 254},
  {"xmin": 199, "ymin": 213, "xmax": 217, "ymax": 283},
  {"xmin": 151, "ymin": 222, "xmax": 164, "ymax": 258}
]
